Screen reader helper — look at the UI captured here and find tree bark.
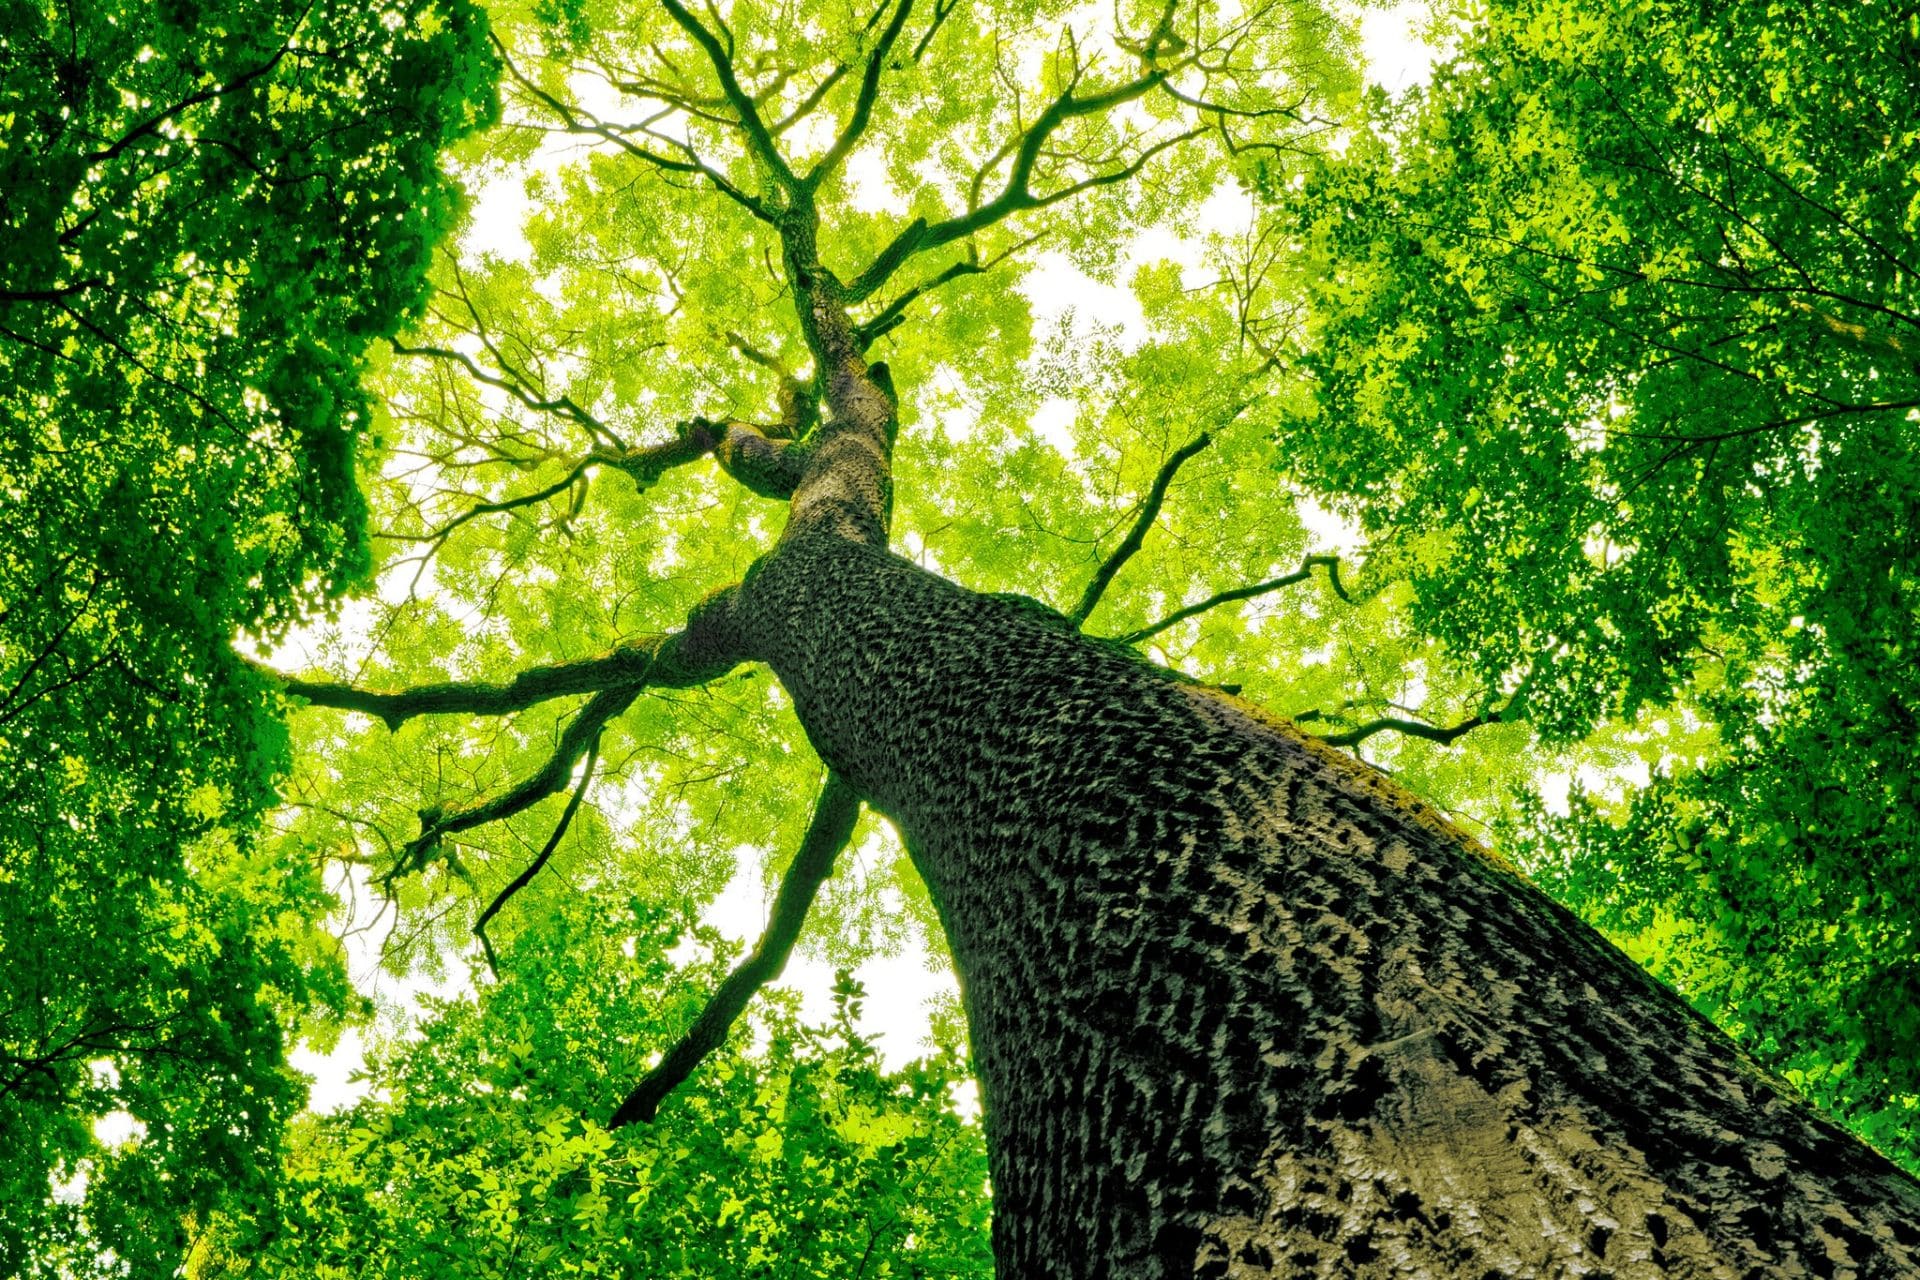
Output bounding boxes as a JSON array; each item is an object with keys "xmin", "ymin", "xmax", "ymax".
[{"xmin": 732, "ymin": 530, "xmax": 1920, "ymax": 1278}]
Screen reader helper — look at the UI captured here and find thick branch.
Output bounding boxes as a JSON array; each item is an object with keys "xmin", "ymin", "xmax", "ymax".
[
  {"xmin": 263, "ymin": 600, "xmax": 745, "ymax": 729},
  {"xmin": 1070, "ymin": 432, "xmax": 1213, "ymax": 627},
  {"xmin": 1119, "ymin": 555, "xmax": 1350, "ymax": 644},
  {"xmin": 854, "ymin": 259, "xmax": 983, "ymax": 347},
  {"xmin": 713, "ymin": 422, "xmax": 807, "ymax": 498},
  {"xmin": 266, "ymin": 638, "xmax": 667, "ymax": 728},
  {"xmin": 609, "ymin": 773, "xmax": 862, "ymax": 1128}
]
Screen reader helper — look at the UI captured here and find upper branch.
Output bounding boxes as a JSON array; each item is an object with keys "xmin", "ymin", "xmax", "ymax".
[
  {"xmin": 1070, "ymin": 432, "xmax": 1213, "ymax": 627},
  {"xmin": 806, "ymin": 0, "xmax": 915, "ymax": 185},
  {"xmin": 1119, "ymin": 554, "xmax": 1349, "ymax": 644},
  {"xmin": 609, "ymin": 772, "xmax": 862, "ymax": 1128},
  {"xmin": 495, "ymin": 34, "xmax": 778, "ymax": 224},
  {"xmin": 659, "ymin": 0, "xmax": 801, "ymax": 194},
  {"xmin": 845, "ymin": 68, "xmax": 1172, "ymax": 301}
]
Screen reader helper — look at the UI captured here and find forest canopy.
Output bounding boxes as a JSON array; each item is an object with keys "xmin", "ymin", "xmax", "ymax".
[{"xmin": 1, "ymin": 0, "xmax": 1915, "ymax": 1274}]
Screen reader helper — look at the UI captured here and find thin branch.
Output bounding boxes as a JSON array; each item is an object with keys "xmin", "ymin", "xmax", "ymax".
[
  {"xmin": 391, "ymin": 340, "xmax": 619, "ymax": 446},
  {"xmin": 770, "ymin": 64, "xmax": 849, "ymax": 135},
  {"xmin": 1118, "ymin": 554, "xmax": 1348, "ymax": 644},
  {"xmin": 474, "ymin": 739, "xmax": 601, "ymax": 976},
  {"xmin": 383, "ymin": 422, "xmax": 784, "ymax": 558},
  {"xmin": 87, "ymin": 16, "xmax": 308, "ymax": 164},
  {"xmin": 659, "ymin": 0, "xmax": 799, "ymax": 192},
  {"xmin": 1313, "ymin": 707, "xmax": 1504, "ymax": 750},
  {"xmin": 494, "ymin": 34, "xmax": 778, "ymax": 224},
  {"xmin": 845, "ymin": 69, "xmax": 1173, "ymax": 301},
  {"xmin": 807, "ymin": 0, "xmax": 915, "ymax": 184},
  {"xmin": 387, "ymin": 455, "xmax": 595, "ymax": 549},
  {"xmin": 910, "ymin": 0, "xmax": 958, "ymax": 61},
  {"xmin": 0, "ymin": 280, "xmax": 106, "ymax": 303},
  {"xmin": 1070, "ymin": 432, "xmax": 1212, "ymax": 627},
  {"xmin": 609, "ymin": 773, "xmax": 862, "ymax": 1128},
  {"xmin": 852, "ymin": 232, "xmax": 1043, "ymax": 348},
  {"xmin": 392, "ymin": 688, "xmax": 634, "ymax": 892}
]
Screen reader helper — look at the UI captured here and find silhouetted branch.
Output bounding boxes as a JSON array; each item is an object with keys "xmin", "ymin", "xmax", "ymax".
[
  {"xmin": 474, "ymin": 739, "xmax": 601, "ymax": 976},
  {"xmin": 1310, "ymin": 704, "xmax": 1509, "ymax": 750},
  {"xmin": 391, "ymin": 688, "xmax": 635, "ymax": 892},
  {"xmin": 609, "ymin": 773, "xmax": 861, "ymax": 1128},
  {"xmin": 1071, "ymin": 432, "xmax": 1213, "ymax": 627},
  {"xmin": 1119, "ymin": 554, "xmax": 1349, "ymax": 644}
]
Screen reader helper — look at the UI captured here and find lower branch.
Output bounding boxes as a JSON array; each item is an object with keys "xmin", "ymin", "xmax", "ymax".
[
  {"xmin": 393, "ymin": 687, "xmax": 636, "ymax": 891},
  {"xmin": 473, "ymin": 738, "xmax": 602, "ymax": 977},
  {"xmin": 261, "ymin": 589, "xmax": 750, "ymax": 730},
  {"xmin": 1311, "ymin": 705, "xmax": 1505, "ymax": 750},
  {"xmin": 609, "ymin": 772, "xmax": 862, "ymax": 1129}
]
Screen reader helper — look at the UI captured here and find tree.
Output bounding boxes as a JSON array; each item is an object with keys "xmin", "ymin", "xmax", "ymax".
[
  {"xmin": 0, "ymin": 0, "xmax": 495, "ymax": 1273},
  {"xmin": 6, "ymin": 0, "xmax": 1920, "ymax": 1276}
]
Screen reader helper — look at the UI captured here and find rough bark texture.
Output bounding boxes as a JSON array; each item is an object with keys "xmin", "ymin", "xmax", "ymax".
[{"xmin": 733, "ymin": 531, "xmax": 1920, "ymax": 1279}]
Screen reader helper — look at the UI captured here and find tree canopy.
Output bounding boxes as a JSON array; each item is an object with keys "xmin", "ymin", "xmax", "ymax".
[{"xmin": 1, "ymin": 0, "xmax": 1915, "ymax": 1272}]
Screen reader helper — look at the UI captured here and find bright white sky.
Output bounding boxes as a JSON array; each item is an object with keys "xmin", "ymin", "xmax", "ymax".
[{"xmin": 279, "ymin": 1, "xmax": 1444, "ymax": 1122}]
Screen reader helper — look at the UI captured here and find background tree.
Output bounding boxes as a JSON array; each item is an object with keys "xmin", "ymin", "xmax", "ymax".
[
  {"xmin": 6, "ymin": 0, "xmax": 1920, "ymax": 1275},
  {"xmin": 1286, "ymin": 0, "xmax": 1920, "ymax": 1164},
  {"xmin": 0, "ymin": 1, "xmax": 494, "ymax": 1274}
]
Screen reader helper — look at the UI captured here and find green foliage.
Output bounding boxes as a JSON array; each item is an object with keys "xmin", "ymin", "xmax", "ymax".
[
  {"xmin": 1288, "ymin": 0, "xmax": 1920, "ymax": 1167},
  {"xmin": 12, "ymin": 0, "xmax": 1916, "ymax": 1266},
  {"xmin": 0, "ymin": 1, "xmax": 496, "ymax": 1272},
  {"xmin": 194, "ymin": 890, "xmax": 991, "ymax": 1279}
]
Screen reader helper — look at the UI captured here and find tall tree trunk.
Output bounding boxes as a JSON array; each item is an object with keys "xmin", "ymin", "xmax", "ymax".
[{"xmin": 733, "ymin": 530, "xmax": 1920, "ymax": 1278}]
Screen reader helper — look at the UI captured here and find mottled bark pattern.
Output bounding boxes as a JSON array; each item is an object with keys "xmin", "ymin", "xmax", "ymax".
[{"xmin": 738, "ymin": 533, "xmax": 1920, "ymax": 1279}]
